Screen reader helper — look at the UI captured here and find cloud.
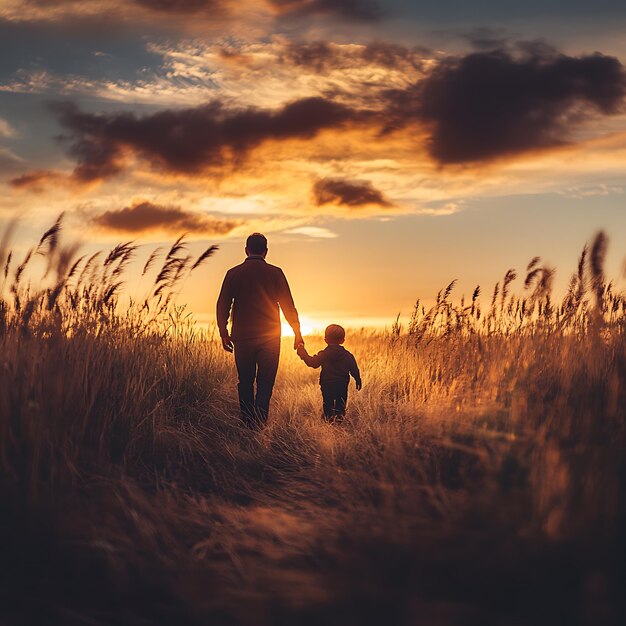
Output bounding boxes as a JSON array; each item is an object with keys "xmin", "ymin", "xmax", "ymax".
[
  {"xmin": 9, "ymin": 0, "xmax": 380, "ymax": 25},
  {"xmin": 0, "ymin": 117, "xmax": 17, "ymax": 138},
  {"xmin": 0, "ymin": 39, "xmax": 428, "ymax": 110},
  {"xmin": 313, "ymin": 178, "xmax": 392, "ymax": 208},
  {"xmin": 19, "ymin": 43, "xmax": 623, "ymax": 180},
  {"xmin": 558, "ymin": 184, "xmax": 624, "ymax": 199},
  {"xmin": 132, "ymin": 0, "xmax": 225, "ymax": 13},
  {"xmin": 284, "ymin": 225, "xmax": 337, "ymax": 238},
  {"xmin": 9, "ymin": 169, "xmax": 66, "ymax": 190},
  {"xmin": 22, "ymin": 0, "xmax": 224, "ymax": 10},
  {"xmin": 386, "ymin": 48, "xmax": 626, "ymax": 164},
  {"xmin": 269, "ymin": 0, "xmax": 381, "ymax": 21},
  {"xmin": 3, "ymin": 0, "xmax": 235, "ymax": 32},
  {"xmin": 281, "ymin": 40, "xmax": 429, "ymax": 72},
  {"xmin": 92, "ymin": 200, "xmax": 241, "ymax": 235},
  {"xmin": 38, "ymin": 97, "xmax": 361, "ymax": 183}
]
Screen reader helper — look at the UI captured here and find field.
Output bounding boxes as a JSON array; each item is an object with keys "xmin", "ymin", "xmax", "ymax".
[{"xmin": 1, "ymin": 221, "xmax": 625, "ymax": 625}]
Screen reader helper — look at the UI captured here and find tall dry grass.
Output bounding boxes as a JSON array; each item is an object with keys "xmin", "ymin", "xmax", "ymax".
[{"xmin": 1, "ymin": 217, "xmax": 625, "ymax": 625}]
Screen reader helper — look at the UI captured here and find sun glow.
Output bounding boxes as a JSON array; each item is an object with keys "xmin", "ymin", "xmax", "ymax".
[{"xmin": 281, "ymin": 315, "xmax": 320, "ymax": 337}]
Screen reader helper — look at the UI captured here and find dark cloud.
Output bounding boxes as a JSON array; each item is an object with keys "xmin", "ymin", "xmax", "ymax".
[
  {"xmin": 92, "ymin": 201, "xmax": 240, "ymax": 235},
  {"xmin": 23, "ymin": 0, "xmax": 378, "ymax": 21},
  {"xmin": 269, "ymin": 0, "xmax": 381, "ymax": 21},
  {"xmin": 281, "ymin": 41, "xmax": 429, "ymax": 72},
  {"xmin": 386, "ymin": 48, "xmax": 626, "ymax": 164},
  {"xmin": 281, "ymin": 41, "xmax": 336, "ymax": 71},
  {"xmin": 48, "ymin": 97, "xmax": 360, "ymax": 182},
  {"xmin": 26, "ymin": 0, "xmax": 224, "ymax": 10},
  {"xmin": 133, "ymin": 0, "xmax": 224, "ymax": 12},
  {"xmin": 313, "ymin": 178, "xmax": 392, "ymax": 208},
  {"xmin": 9, "ymin": 169, "xmax": 65, "ymax": 191}
]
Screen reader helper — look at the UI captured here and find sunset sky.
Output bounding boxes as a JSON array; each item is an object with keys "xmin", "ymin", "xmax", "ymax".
[{"xmin": 1, "ymin": 1, "xmax": 626, "ymax": 331}]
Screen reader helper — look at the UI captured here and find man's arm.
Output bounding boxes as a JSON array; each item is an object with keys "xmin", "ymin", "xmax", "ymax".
[
  {"xmin": 216, "ymin": 271, "xmax": 234, "ymax": 351},
  {"xmin": 297, "ymin": 345, "xmax": 323, "ymax": 368},
  {"xmin": 276, "ymin": 269, "xmax": 303, "ymax": 347},
  {"xmin": 349, "ymin": 354, "xmax": 362, "ymax": 390}
]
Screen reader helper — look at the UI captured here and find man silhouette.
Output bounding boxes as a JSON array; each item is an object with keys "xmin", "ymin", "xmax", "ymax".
[{"xmin": 216, "ymin": 233, "xmax": 303, "ymax": 428}]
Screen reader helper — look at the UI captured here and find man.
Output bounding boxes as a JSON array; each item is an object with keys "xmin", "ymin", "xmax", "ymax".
[{"xmin": 216, "ymin": 233, "xmax": 304, "ymax": 428}]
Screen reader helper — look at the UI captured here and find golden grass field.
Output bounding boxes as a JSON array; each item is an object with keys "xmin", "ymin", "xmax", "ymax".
[{"xmin": 1, "ymin": 218, "xmax": 625, "ymax": 625}]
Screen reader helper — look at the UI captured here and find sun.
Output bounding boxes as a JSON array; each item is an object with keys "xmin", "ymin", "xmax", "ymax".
[{"xmin": 281, "ymin": 315, "xmax": 318, "ymax": 337}]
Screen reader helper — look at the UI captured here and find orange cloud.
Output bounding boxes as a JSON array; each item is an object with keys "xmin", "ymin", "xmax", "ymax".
[{"xmin": 4, "ymin": 0, "xmax": 380, "ymax": 28}]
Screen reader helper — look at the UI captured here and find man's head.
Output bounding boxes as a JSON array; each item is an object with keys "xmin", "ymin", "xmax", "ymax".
[
  {"xmin": 245, "ymin": 233, "xmax": 268, "ymax": 257},
  {"xmin": 324, "ymin": 324, "xmax": 345, "ymax": 345}
]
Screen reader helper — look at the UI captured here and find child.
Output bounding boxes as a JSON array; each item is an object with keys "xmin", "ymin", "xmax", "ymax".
[{"xmin": 297, "ymin": 324, "xmax": 361, "ymax": 422}]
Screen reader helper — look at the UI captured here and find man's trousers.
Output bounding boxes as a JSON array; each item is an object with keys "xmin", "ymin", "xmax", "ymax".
[{"xmin": 233, "ymin": 336, "xmax": 280, "ymax": 428}]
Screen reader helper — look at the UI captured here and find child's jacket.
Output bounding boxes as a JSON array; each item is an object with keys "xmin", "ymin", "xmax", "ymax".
[{"xmin": 297, "ymin": 344, "xmax": 361, "ymax": 387}]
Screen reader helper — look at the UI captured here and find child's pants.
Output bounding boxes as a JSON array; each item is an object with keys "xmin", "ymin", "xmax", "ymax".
[{"xmin": 321, "ymin": 382, "xmax": 348, "ymax": 421}]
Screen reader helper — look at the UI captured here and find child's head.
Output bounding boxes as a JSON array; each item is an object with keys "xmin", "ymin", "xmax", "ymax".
[{"xmin": 324, "ymin": 324, "xmax": 345, "ymax": 345}]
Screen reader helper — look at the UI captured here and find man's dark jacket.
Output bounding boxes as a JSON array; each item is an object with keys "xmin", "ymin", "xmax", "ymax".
[{"xmin": 216, "ymin": 256, "xmax": 300, "ymax": 341}]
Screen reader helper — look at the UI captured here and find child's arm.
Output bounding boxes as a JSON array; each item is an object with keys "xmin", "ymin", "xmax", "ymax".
[
  {"xmin": 297, "ymin": 345, "xmax": 323, "ymax": 368},
  {"xmin": 349, "ymin": 354, "xmax": 362, "ymax": 390}
]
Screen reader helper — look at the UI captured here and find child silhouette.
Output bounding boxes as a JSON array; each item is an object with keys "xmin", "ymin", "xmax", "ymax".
[{"xmin": 297, "ymin": 324, "xmax": 361, "ymax": 422}]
